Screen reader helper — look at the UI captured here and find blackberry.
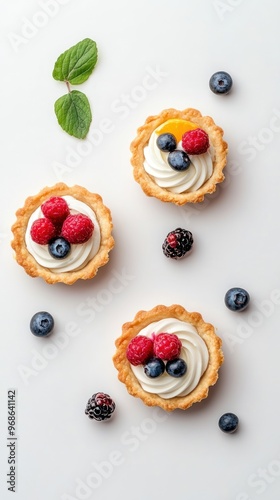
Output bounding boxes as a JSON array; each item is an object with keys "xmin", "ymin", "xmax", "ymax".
[
  {"xmin": 162, "ymin": 228, "xmax": 193, "ymax": 259},
  {"xmin": 85, "ymin": 392, "xmax": 116, "ymax": 422}
]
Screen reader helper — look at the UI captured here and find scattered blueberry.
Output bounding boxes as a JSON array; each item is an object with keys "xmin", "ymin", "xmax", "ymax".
[
  {"xmin": 30, "ymin": 311, "xmax": 54, "ymax": 337},
  {"xmin": 224, "ymin": 287, "xmax": 250, "ymax": 312},
  {"xmin": 209, "ymin": 71, "xmax": 233, "ymax": 95},
  {"xmin": 144, "ymin": 358, "xmax": 165, "ymax": 378},
  {"xmin": 167, "ymin": 150, "xmax": 191, "ymax": 171},
  {"xmin": 166, "ymin": 358, "xmax": 187, "ymax": 377},
  {"xmin": 156, "ymin": 133, "xmax": 177, "ymax": 152},
  {"xmin": 48, "ymin": 237, "xmax": 71, "ymax": 259},
  {"xmin": 218, "ymin": 413, "xmax": 239, "ymax": 433}
]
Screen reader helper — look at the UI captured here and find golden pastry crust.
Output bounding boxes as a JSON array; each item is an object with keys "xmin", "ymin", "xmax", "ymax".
[
  {"xmin": 113, "ymin": 304, "xmax": 224, "ymax": 411},
  {"xmin": 130, "ymin": 108, "xmax": 228, "ymax": 205},
  {"xmin": 11, "ymin": 183, "xmax": 114, "ymax": 285}
]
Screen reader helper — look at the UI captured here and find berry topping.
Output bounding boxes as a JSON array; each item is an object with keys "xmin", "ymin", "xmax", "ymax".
[
  {"xmin": 126, "ymin": 336, "xmax": 154, "ymax": 366},
  {"xmin": 61, "ymin": 214, "xmax": 94, "ymax": 244},
  {"xmin": 30, "ymin": 311, "xmax": 54, "ymax": 337},
  {"xmin": 48, "ymin": 237, "xmax": 71, "ymax": 259},
  {"xmin": 182, "ymin": 128, "xmax": 209, "ymax": 155},
  {"xmin": 153, "ymin": 333, "xmax": 182, "ymax": 360},
  {"xmin": 209, "ymin": 71, "xmax": 233, "ymax": 95},
  {"xmin": 30, "ymin": 218, "xmax": 57, "ymax": 245},
  {"xmin": 167, "ymin": 150, "xmax": 191, "ymax": 171},
  {"xmin": 156, "ymin": 133, "xmax": 177, "ymax": 152},
  {"xmin": 224, "ymin": 287, "xmax": 250, "ymax": 312},
  {"xmin": 218, "ymin": 413, "xmax": 239, "ymax": 433},
  {"xmin": 166, "ymin": 358, "xmax": 187, "ymax": 378},
  {"xmin": 85, "ymin": 392, "xmax": 116, "ymax": 422},
  {"xmin": 162, "ymin": 228, "xmax": 193, "ymax": 259},
  {"xmin": 144, "ymin": 357, "xmax": 165, "ymax": 378},
  {"xmin": 41, "ymin": 197, "xmax": 70, "ymax": 226}
]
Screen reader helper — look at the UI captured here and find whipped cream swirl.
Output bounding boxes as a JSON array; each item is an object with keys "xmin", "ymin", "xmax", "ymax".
[
  {"xmin": 143, "ymin": 130, "xmax": 213, "ymax": 193},
  {"xmin": 131, "ymin": 318, "xmax": 209, "ymax": 399},
  {"xmin": 25, "ymin": 196, "xmax": 101, "ymax": 273}
]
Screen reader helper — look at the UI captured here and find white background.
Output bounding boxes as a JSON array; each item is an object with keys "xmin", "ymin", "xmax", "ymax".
[{"xmin": 1, "ymin": 0, "xmax": 280, "ymax": 499}]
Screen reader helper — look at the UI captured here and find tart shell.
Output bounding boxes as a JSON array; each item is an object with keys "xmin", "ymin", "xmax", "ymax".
[
  {"xmin": 11, "ymin": 183, "xmax": 114, "ymax": 285},
  {"xmin": 113, "ymin": 304, "xmax": 224, "ymax": 411},
  {"xmin": 130, "ymin": 108, "xmax": 228, "ymax": 205}
]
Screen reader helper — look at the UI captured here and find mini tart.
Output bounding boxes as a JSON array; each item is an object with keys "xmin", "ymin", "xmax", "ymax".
[
  {"xmin": 113, "ymin": 304, "xmax": 224, "ymax": 411},
  {"xmin": 130, "ymin": 108, "xmax": 228, "ymax": 205},
  {"xmin": 11, "ymin": 183, "xmax": 114, "ymax": 285}
]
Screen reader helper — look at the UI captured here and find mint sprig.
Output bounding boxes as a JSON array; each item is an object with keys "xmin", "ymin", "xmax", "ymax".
[{"xmin": 53, "ymin": 38, "xmax": 98, "ymax": 139}]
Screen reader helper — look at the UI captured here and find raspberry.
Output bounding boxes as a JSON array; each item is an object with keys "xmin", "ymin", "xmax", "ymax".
[
  {"xmin": 126, "ymin": 336, "xmax": 154, "ymax": 366},
  {"xmin": 61, "ymin": 214, "xmax": 94, "ymax": 244},
  {"xmin": 162, "ymin": 228, "xmax": 193, "ymax": 259},
  {"xmin": 182, "ymin": 128, "xmax": 209, "ymax": 155},
  {"xmin": 153, "ymin": 333, "xmax": 182, "ymax": 360},
  {"xmin": 41, "ymin": 197, "xmax": 70, "ymax": 226},
  {"xmin": 85, "ymin": 392, "xmax": 116, "ymax": 421},
  {"xmin": 30, "ymin": 218, "xmax": 57, "ymax": 244}
]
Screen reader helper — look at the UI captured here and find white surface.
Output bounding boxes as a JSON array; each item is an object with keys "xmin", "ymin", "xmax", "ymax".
[{"xmin": 1, "ymin": 1, "xmax": 280, "ymax": 499}]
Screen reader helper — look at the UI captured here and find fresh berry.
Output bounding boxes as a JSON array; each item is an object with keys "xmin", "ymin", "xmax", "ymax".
[
  {"xmin": 166, "ymin": 358, "xmax": 187, "ymax": 377},
  {"xmin": 30, "ymin": 311, "xmax": 54, "ymax": 337},
  {"xmin": 162, "ymin": 228, "xmax": 193, "ymax": 259},
  {"xmin": 153, "ymin": 333, "xmax": 182, "ymax": 360},
  {"xmin": 218, "ymin": 413, "xmax": 239, "ymax": 433},
  {"xmin": 182, "ymin": 128, "xmax": 209, "ymax": 155},
  {"xmin": 144, "ymin": 357, "xmax": 165, "ymax": 378},
  {"xmin": 30, "ymin": 218, "xmax": 57, "ymax": 244},
  {"xmin": 167, "ymin": 150, "xmax": 191, "ymax": 171},
  {"xmin": 85, "ymin": 392, "xmax": 116, "ymax": 422},
  {"xmin": 126, "ymin": 336, "xmax": 154, "ymax": 366},
  {"xmin": 224, "ymin": 287, "xmax": 250, "ymax": 312},
  {"xmin": 156, "ymin": 133, "xmax": 177, "ymax": 152},
  {"xmin": 61, "ymin": 214, "xmax": 94, "ymax": 244},
  {"xmin": 48, "ymin": 237, "xmax": 71, "ymax": 259},
  {"xmin": 41, "ymin": 197, "xmax": 70, "ymax": 226},
  {"xmin": 209, "ymin": 71, "xmax": 233, "ymax": 95}
]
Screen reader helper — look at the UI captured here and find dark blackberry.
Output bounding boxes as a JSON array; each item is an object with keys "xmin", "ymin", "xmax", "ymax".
[
  {"xmin": 85, "ymin": 392, "xmax": 116, "ymax": 422},
  {"xmin": 162, "ymin": 228, "xmax": 193, "ymax": 259}
]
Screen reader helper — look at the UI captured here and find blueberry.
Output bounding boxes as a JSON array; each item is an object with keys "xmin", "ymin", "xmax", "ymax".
[
  {"xmin": 156, "ymin": 133, "xmax": 177, "ymax": 152},
  {"xmin": 218, "ymin": 412, "xmax": 239, "ymax": 433},
  {"xmin": 166, "ymin": 358, "xmax": 187, "ymax": 377},
  {"xmin": 167, "ymin": 150, "xmax": 191, "ymax": 171},
  {"xmin": 209, "ymin": 71, "xmax": 233, "ymax": 95},
  {"xmin": 144, "ymin": 358, "xmax": 165, "ymax": 378},
  {"xmin": 30, "ymin": 311, "xmax": 54, "ymax": 337},
  {"xmin": 48, "ymin": 237, "xmax": 71, "ymax": 259},
  {"xmin": 224, "ymin": 287, "xmax": 250, "ymax": 312}
]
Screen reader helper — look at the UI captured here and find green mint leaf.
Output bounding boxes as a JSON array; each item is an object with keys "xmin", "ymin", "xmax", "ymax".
[
  {"xmin": 54, "ymin": 90, "xmax": 92, "ymax": 139},
  {"xmin": 52, "ymin": 38, "xmax": 98, "ymax": 85}
]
